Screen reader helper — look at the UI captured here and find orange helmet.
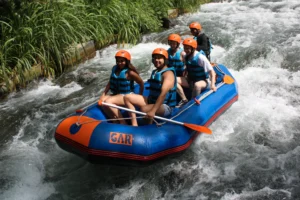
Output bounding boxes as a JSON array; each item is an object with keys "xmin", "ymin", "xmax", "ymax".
[
  {"xmin": 152, "ymin": 48, "xmax": 168, "ymax": 59},
  {"xmin": 168, "ymin": 34, "xmax": 181, "ymax": 43},
  {"xmin": 115, "ymin": 50, "xmax": 131, "ymax": 61},
  {"xmin": 189, "ymin": 22, "xmax": 202, "ymax": 31},
  {"xmin": 182, "ymin": 38, "xmax": 197, "ymax": 49}
]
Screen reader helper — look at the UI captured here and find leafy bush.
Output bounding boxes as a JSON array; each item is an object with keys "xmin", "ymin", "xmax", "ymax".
[{"xmin": 0, "ymin": 0, "xmax": 209, "ymax": 90}]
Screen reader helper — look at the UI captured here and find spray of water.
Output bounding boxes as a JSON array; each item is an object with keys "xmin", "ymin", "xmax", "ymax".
[{"xmin": 0, "ymin": 0, "xmax": 299, "ymax": 199}]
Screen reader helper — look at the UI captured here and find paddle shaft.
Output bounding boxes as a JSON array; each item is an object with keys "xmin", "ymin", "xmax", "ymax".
[{"xmin": 101, "ymin": 102, "xmax": 184, "ymax": 126}]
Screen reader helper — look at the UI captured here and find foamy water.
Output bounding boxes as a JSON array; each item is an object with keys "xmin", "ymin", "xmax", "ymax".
[{"xmin": 0, "ymin": 0, "xmax": 300, "ymax": 199}]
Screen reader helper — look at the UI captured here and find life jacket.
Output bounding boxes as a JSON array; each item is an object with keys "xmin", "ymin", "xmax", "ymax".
[
  {"xmin": 194, "ymin": 33, "xmax": 213, "ymax": 57},
  {"xmin": 147, "ymin": 67, "xmax": 177, "ymax": 107},
  {"xmin": 167, "ymin": 48, "xmax": 185, "ymax": 77},
  {"xmin": 186, "ymin": 52, "xmax": 209, "ymax": 82},
  {"xmin": 109, "ymin": 65, "xmax": 134, "ymax": 95}
]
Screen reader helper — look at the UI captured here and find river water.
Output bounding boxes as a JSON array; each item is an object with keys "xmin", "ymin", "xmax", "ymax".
[{"xmin": 0, "ymin": 0, "xmax": 300, "ymax": 199}]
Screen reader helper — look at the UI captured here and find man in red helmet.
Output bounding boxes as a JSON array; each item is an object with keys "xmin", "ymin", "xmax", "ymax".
[
  {"xmin": 189, "ymin": 22, "xmax": 212, "ymax": 61},
  {"xmin": 176, "ymin": 38, "xmax": 216, "ymax": 107},
  {"xmin": 124, "ymin": 48, "xmax": 177, "ymax": 126}
]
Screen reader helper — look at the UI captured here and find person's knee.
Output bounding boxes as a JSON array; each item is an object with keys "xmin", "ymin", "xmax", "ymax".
[
  {"xmin": 194, "ymin": 81, "xmax": 206, "ymax": 90},
  {"xmin": 105, "ymin": 97, "xmax": 114, "ymax": 104},
  {"xmin": 123, "ymin": 94, "xmax": 131, "ymax": 103},
  {"xmin": 194, "ymin": 84, "xmax": 202, "ymax": 91}
]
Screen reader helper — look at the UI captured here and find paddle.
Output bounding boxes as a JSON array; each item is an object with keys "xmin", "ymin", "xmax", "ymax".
[
  {"xmin": 211, "ymin": 63, "xmax": 235, "ymax": 85},
  {"xmin": 223, "ymin": 74, "xmax": 234, "ymax": 84},
  {"xmin": 98, "ymin": 100, "xmax": 212, "ymax": 134}
]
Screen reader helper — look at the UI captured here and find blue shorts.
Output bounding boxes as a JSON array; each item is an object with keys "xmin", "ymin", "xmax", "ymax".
[{"xmin": 163, "ymin": 104, "xmax": 173, "ymax": 117}]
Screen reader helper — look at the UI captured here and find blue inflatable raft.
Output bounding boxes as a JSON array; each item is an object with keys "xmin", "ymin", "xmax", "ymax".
[{"xmin": 55, "ymin": 64, "xmax": 238, "ymax": 165}]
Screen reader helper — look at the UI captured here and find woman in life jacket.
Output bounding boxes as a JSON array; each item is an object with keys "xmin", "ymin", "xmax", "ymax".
[
  {"xmin": 99, "ymin": 50, "xmax": 144, "ymax": 124},
  {"xmin": 189, "ymin": 22, "xmax": 212, "ymax": 61},
  {"xmin": 176, "ymin": 38, "xmax": 216, "ymax": 107},
  {"xmin": 167, "ymin": 34, "xmax": 186, "ymax": 77},
  {"xmin": 124, "ymin": 48, "xmax": 177, "ymax": 126}
]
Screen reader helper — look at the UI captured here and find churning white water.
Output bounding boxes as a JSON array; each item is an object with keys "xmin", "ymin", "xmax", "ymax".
[{"xmin": 0, "ymin": 0, "xmax": 300, "ymax": 199}]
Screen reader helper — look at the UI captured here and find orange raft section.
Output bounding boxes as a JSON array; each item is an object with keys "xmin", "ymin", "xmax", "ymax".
[{"xmin": 55, "ymin": 116, "xmax": 100, "ymax": 147}]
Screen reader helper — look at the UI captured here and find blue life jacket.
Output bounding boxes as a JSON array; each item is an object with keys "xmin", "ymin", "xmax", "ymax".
[
  {"xmin": 186, "ymin": 52, "xmax": 209, "ymax": 82},
  {"xmin": 168, "ymin": 48, "xmax": 185, "ymax": 77},
  {"xmin": 109, "ymin": 65, "xmax": 134, "ymax": 95},
  {"xmin": 147, "ymin": 67, "xmax": 177, "ymax": 107}
]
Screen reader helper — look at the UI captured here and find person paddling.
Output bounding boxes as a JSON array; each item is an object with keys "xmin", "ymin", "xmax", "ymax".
[{"xmin": 99, "ymin": 50, "xmax": 144, "ymax": 124}]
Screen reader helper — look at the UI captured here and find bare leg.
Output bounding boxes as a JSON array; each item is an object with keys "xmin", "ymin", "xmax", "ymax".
[
  {"xmin": 124, "ymin": 94, "xmax": 147, "ymax": 126},
  {"xmin": 103, "ymin": 94, "xmax": 127, "ymax": 124},
  {"xmin": 176, "ymin": 77, "xmax": 189, "ymax": 101},
  {"xmin": 140, "ymin": 104, "xmax": 166, "ymax": 124},
  {"xmin": 192, "ymin": 80, "xmax": 208, "ymax": 98}
]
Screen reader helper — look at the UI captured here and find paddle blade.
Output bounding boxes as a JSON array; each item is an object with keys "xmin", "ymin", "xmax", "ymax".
[
  {"xmin": 223, "ymin": 75, "xmax": 235, "ymax": 84},
  {"xmin": 183, "ymin": 123, "xmax": 212, "ymax": 134}
]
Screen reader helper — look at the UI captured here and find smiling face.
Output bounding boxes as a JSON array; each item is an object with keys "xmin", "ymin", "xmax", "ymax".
[
  {"xmin": 169, "ymin": 40, "xmax": 178, "ymax": 50},
  {"xmin": 152, "ymin": 54, "xmax": 165, "ymax": 69},
  {"xmin": 183, "ymin": 45, "xmax": 193, "ymax": 56},
  {"xmin": 116, "ymin": 57, "xmax": 127, "ymax": 69}
]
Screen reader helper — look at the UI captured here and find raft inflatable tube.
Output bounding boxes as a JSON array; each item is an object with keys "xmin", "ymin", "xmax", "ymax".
[{"xmin": 55, "ymin": 64, "xmax": 238, "ymax": 165}]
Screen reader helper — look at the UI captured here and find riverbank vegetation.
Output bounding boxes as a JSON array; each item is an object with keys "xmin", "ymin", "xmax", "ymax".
[{"xmin": 0, "ymin": 0, "xmax": 210, "ymax": 94}]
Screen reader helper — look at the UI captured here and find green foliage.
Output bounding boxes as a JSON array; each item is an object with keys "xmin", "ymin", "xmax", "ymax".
[
  {"xmin": 0, "ymin": 0, "xmax": 210, "ymax": 90},
  {"xmin": 172, "ymin": 0, "xmax": 211, "ymax": 12}
]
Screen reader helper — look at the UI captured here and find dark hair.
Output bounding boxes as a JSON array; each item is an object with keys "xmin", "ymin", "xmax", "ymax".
[
  {"xmin": 116, "ymin": 58, "xmax": 139, "ymax": 75},
  {"xmin": 128, "ymin": 62, "xmax": 139, "ymax": 75}
]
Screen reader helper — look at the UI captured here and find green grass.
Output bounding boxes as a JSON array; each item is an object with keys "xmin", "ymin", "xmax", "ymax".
[{"xmin": 0, "ymin": 0, "xmax": 210, "ymax": 92}]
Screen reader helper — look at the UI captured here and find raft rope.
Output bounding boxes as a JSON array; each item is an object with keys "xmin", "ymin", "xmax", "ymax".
[
  {"xmin": 153, "ymin": 79, "xmax": 227, "ymax": 127},
  {"xmin": 76, "ymin": 108, "xmax": 144, "ymax": 126},
  {"xmin": 76, "ymin": 66, "xmax": 227, "ymax": 127},
  {"xmin": 75, "ymin": 82, "xmax": 224, "ymax": 127}
]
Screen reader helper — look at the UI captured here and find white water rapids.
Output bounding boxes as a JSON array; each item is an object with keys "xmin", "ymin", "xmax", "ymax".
[{"xmin": 0, "ymin": 0, "xmax": 299, "ymax": 199}]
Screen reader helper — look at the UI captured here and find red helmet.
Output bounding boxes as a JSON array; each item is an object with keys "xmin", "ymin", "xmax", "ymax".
[
  {"xmin": 115, "ymin": 50, "xmax": 131, "ymax": 61},
  {"xmin": 152, "ymin": 48, "xmax": 168, "ymax": 59},
  {"xmin": 182, "ymin": 38, "xmax": 197, "ymax": 49},
  {"xmin": 168, "ymin": 34, "xmax": 181, "ymax": 44},
  {"xmin": 189, "ymin": 22, "xmax": 202, "ymax": 31}
]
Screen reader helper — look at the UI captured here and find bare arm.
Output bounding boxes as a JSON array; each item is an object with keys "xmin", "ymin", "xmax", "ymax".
[
  {"xmin": 128, "ymin": 70, "xmax": 144, "ymax": 95},
  {"xmin": 149, "ymin": 70, "xmax": 175, "ymax": 114},
  {"xmin": 198, "ymin": 54, "xmax": 217, "ymax": 91},
  {"xmin": 180, "ymin": 50, "xmax": 186, "ymax": 63},
  {"xmin": 181, "ymin": 51, "xmax": 187, "ymax": 77},
  {"xmin": 209, "ymin": 69, "xmax": 217, "ymax": 91}
]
